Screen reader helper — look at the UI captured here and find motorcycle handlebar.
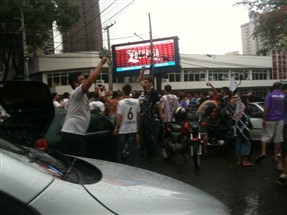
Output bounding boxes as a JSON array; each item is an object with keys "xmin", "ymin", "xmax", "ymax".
[{"xmin": 187, "ymin": 112, "xmax": 200, "ymax": 121}]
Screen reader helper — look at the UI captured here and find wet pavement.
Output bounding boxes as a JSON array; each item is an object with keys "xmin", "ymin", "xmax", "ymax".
[{"xmin": 134, "ymin": 143, "xmax": 287, "ymax": 215}]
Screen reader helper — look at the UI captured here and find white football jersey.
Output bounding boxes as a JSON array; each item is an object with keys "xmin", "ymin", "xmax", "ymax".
[
  {"xmin": 117, "ymin": 98, "xmax": 140, "ymax": 134},
  {"xmin": 160, "ymin": 94, "xmax": 179, "ymax": 122}
]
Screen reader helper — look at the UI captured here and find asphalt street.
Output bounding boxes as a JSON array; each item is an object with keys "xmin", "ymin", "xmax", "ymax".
[{"xmin": 134, "ymin": 143, "xmax": 287, "ymax": 215}]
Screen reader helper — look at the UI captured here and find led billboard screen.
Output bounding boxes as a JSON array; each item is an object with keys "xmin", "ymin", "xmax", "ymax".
[{"xmin": 112, "ymin": 36, "xmax": 180, "ymax": 76}]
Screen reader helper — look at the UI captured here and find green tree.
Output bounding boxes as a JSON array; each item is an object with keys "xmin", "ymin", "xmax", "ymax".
[
  {"xmin": 234, "ymin": 0, "xmax": 287, "ymax": 55},
  {"xmin": 0, "ymin": 0, "xmax": 80, "ymax": 81}
]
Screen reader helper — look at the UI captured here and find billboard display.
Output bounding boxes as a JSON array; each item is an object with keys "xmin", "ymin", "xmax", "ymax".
[{"xmin": 111, "ymin": 36, "xmax": 180, "ymax": 76}]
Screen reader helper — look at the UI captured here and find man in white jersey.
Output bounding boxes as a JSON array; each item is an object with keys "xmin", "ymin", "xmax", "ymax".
[
  {"xmin": 87, "ymin": 91, "xmax": 105, "ymax": 114},
  {"xmin": 159, "ymin": 84, "xmax": 179, "ymax": 123},
  {"xmin": 114, "ymin": 84, "xmax": 140, "ymax": 165},
  {"xmin": 158, "ymin": 84, "xmax": 179, "ymax": 147},
  {"xmin": 60, "ymin": 53, "xmax": 109, "ymax": 156}
]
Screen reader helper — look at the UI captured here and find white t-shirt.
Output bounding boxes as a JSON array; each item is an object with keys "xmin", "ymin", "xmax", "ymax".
[
  {"xmin": 53, "ymin": 100, "xmax": 60, "ymax": 108},
  {"xmin": 117, "ymin": 98, "xmax": 140, "ymax": 134},
  {"xmin": 0, "ymin": 105, "xmax": 10, "ymax": 122},
  {"xmin": 89, "ymin": 100, "xmax": 105, "ymax": 112},
  {"xmin": 160, "ymin": 93, "xmax": 179, "ymax": 122},
  {"xmin": 61, "ymin": 85, "xmax": 91, "ymax": 135},
  {"xmin": 60, "ymin": 98, "xmax": 69, "ymax": 110}
]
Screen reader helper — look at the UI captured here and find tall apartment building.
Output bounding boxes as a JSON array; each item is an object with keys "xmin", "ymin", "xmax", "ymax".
[
  {"xmin": 241, "ymin": 17, "xmax": 263, "ymax": 55},
  {"xmin": 241, "ymin": 17, "xmax": 286, "ymax": 79},
  {"xmin": 62, "ymin": 0, "xmax": 103, "ymax": 52}
]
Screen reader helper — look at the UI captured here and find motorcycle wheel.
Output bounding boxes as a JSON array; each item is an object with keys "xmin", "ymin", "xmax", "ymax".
[
  {"xmin": 162, "ymin": 137, "xmax": 173, "ymax": 160},
  {"xmin": 162, "ymin": 148, "xmax": 173, "ymax": 160},
  {"xmin": 192, "ymin": 142, "xmax": 200, "ymax": 170}
]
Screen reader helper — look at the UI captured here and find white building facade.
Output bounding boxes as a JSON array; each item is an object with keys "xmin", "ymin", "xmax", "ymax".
[{"xmin": 29, "ymin": 51, "xmax": 282, "ymax": 98}]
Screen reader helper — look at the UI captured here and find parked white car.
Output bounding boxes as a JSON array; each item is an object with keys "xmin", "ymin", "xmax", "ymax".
[
  {"xmin": 0, "ymin": 137, "xmax": 230, "ymax": 215},
  {"xmin": 247, "ymin": 102, "xmax": 264, "ymax": 142}
]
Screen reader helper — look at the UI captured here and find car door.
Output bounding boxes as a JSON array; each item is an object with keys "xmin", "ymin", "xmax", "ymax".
[
  {"xmin": 85, "ymin": 113, "xmax": 117, "ymax": 161},
  {"xmin": 248, "ymin": 103, "xmax": 263, "ymax": 142}
]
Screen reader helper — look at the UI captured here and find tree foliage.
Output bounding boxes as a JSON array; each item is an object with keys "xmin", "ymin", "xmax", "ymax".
[
  {"xmin": 234, "ymin": 0, "xmax": 287, "ymax": 55},
  {"xmin": 0, "ymin": 0, "xmax": 80, "ymax": 81}
]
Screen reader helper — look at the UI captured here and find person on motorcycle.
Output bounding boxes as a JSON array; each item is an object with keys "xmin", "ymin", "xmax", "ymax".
[
  {"xmin": 158, "ymin": 85, "xmax": 180, "ymax": 149},
  {"xmin": 159, "ymin": 84, "xmax": 180, "ymax": 123},
  {"xmin": 196, "ymin": 96, "xmax": 223, "ymax": 155},
  {"xmin": 206, "ymin": 82, "xmax": 231, "ymax": 109}
]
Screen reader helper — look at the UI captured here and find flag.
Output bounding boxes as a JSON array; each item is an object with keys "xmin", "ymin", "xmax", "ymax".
[
  {"xmin": 229, "ymin": 76, "xmax": 237, "ymax": 92},
  {"xmin": 233, "ymin": 99, "xmax": 246, "ymax": 121}
]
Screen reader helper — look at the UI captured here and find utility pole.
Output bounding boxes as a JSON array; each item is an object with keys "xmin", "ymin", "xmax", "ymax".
[
  {"xmin": 148, "ymin": 13, "xmax": 161, "ymax": 92},
  {"xmin": 20, "ymin": 8, "xmax": 29, "ymax": 80},
  {"xmin": 148, "ymin": 13, "xmax": 154, "ymax": 78},
  {"xmin": 104, "ymin": 22, "xmax": 115, "ymax": 92}
]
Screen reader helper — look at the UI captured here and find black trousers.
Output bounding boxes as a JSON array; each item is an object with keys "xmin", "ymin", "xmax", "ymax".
[{"xmin": 60, "ymin": 132, "xmax": 86, "ymax": 157}]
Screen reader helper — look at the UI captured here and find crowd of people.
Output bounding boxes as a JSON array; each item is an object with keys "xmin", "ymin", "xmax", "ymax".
[{"xmin": 50, "ymin": 58, "xmax": 287, "ymax": 186}]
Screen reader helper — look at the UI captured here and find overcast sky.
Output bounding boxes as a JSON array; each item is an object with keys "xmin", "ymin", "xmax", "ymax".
[{"xmin": 99, "ymin": 0, "xmax": 250, "ymax": 55}]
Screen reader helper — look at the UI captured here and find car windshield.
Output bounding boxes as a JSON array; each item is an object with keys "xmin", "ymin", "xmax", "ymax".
[{"xmin": 258, "ymin": 102, "xmax": 264, "ymax": 109}]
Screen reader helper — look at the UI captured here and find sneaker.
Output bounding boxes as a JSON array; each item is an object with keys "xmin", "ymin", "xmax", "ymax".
[
  {"xmin": 122, "ymin": 143, "xmax": 130, "ymax": 160},
  {"xmin": 162, "ymin": 148, "xmax": 168, "ymax": 158},
  {"xmin": 277, "ymin": 162, "xmax": 283, "ymax": 172},
  {"xmin": 275, "ymin": 177, "xmax": 287, "ymax": 186}
]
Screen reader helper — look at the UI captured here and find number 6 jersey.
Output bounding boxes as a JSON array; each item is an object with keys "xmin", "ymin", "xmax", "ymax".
[{"xmin": 117, "ymin": 98, "xmax": 140, "ymax": 134}]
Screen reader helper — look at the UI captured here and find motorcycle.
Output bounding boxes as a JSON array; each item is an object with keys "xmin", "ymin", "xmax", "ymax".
[
  {"xmin": 207, "ymin": 123, "xmax": 232, "ymax": 148},
  {"xmin": 198, "ymin": 101, "xmax": 233, "ymax": 150},
  {"xmin": 160, "ymin": 108, "xmax": 208, "ymax": 170}
]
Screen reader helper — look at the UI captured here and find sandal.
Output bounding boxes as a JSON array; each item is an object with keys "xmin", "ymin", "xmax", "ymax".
[{"xmin": 242, "ymin": 162, "xmax": 255, "ymax": 167}]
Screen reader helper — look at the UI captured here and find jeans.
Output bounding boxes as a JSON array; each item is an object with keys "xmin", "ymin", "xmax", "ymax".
[
  {"xmin": 140, "ymin": 117, "xmax": 160, "ymax": 160},
  {"xmin": 234, "ymin": 134, "xmax": 251, "ymax": 156},
  {"xmin": 117, "ymin": 133, "xmax": 136, "ymax": 165}
]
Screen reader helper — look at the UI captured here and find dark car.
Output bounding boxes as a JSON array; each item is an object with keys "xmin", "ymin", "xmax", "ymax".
[{"xmin": 0, "ymin": 81, "xmax": 117, "ymax": 161}]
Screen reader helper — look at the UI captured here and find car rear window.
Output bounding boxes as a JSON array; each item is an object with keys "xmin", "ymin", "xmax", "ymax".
[
  {"xmin": 0, "ymin": 138, "xmax": 67, "ymax": 178},
  {"xmin": 0, "ymin": 138, "xmax": 102, "ymax": 184}
]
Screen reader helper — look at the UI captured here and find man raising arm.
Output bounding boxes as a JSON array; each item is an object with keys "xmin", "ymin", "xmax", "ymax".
[{"xmin": 60, "ymin": 53, "xmax": 110, "ymax": 156}]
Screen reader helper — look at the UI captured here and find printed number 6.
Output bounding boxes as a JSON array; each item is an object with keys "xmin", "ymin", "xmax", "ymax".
[{"xmin": 128, "ymin": 107, "xmax": 134, "ymax": 120}]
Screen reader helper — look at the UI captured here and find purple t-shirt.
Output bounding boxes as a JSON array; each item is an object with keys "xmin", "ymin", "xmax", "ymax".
[{"xmin": 264, "ymin": 89, "xmax": 284, "ymax": 121}]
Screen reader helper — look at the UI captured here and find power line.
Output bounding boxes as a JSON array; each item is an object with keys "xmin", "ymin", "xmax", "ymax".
[
  {"xmin": 53, "ymin": 0, "xmax": 117, "ymax": 41},
  {"xmin": 101, "ymin": 0, "xmax": 135, "ymax": 26},
  {"xmin": 55, "ymin": 0, "xmax": 135, "ymax": 51},
  {"xmin": 1, "ymin": 0, "xmax": 137, "ymax": 53},
  {"xmin": 53, "ymin": 0, "xmax": 111, "ymax": 50}
]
